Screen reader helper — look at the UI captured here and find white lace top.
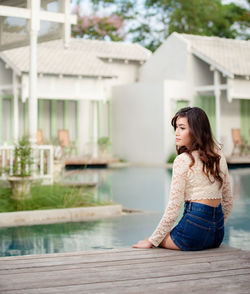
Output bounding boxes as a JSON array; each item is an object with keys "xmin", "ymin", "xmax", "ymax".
[{"xmin": 149, "ymin": 150, "xmax": 233, "ymax": 247}]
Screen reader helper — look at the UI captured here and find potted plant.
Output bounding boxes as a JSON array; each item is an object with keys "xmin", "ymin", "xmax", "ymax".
[
  {"xmin": 8, "ymin": 136, "xmax": 34, "ymax": 200},
  {"xmin": 98, "ymin": 137, "xmax": 110, "ymax": 158}
]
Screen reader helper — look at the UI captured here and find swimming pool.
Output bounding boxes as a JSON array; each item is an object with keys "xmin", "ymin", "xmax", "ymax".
[{"xmin": 0, "ymin": 166, "xmax": 249, "ymax": 256}]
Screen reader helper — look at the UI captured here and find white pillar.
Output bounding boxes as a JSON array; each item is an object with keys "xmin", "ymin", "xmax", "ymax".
[
  {"xmin": 64, "ymin": 0, "xmax": 71, "ymax": 48},
  {"xmin": 28, "ymin": 0, "xmax": 40, "ymax": 144},
  {"xmin": 92, "ymin": 101, "xmax": 98, "ymax": 158},
  {"xmin": 214, "ymin": 70, "xmax": 221, "ymax": 142},
  {"xmin": 13, "ymin": 72, "xmax": 19, "ymax": 143}
]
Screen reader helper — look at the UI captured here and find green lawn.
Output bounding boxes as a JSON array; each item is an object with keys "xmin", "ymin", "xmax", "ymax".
[{"xmin": 0, "ymin": 184, "xmax": 114, "ymax": 213}]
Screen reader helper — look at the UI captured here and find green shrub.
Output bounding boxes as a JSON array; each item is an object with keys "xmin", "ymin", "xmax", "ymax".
[
  {"xmin": 167, "ymin": 153, "xmax": 177, "ymax": 164},
  {"xmin": 98, "ymin": 137, "xmax": 110, "ymax": 147},
  {"xmin": 0, "ymin": 184, "xmax": 113, "ymax": 213}
]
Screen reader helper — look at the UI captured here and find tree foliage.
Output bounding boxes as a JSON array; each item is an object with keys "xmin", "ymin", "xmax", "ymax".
[
  {"xmin": 72, "ymin": 0, "xmax": 135, "ymax": 41},
  {"xmin": 72, "ymin": 13, "xmax": 125, "ymax": 41},
  {"xmin": 140, "ymin": 0, "xmax": 250, "ymax": 50},
  {"xmin": 72, "ymin": 0, "xmax": 250, "ymax": 51}
]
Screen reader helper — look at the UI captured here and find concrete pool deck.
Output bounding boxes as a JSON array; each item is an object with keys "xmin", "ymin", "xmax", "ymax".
[
  {"xmin": 0, "ymin": 246, "xmax": 249, "ymax": 293},
  {"xmin": 0, "ymin": 205, "xmax": 123, "ymax": 227}
]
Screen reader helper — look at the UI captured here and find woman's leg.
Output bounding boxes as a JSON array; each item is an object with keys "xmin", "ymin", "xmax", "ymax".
[{"xmin": 159, "ymin": 233, "xmax": 180, "ymax": 250}]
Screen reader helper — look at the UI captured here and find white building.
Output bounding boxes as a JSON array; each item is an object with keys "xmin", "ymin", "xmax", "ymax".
[
  {"xmin": 0, "ymin": 39, "xmax": 151, "ymax": 157},
  {"xmin": 112, "ymin": 33, "xmax": 250, "ymax": 164}
]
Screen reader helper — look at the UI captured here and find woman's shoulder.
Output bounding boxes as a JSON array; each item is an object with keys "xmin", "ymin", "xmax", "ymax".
[
  {"xmin": 174, "ymin": 152, "xmax": 192, "ymax": 167},
  {"xmin": 173, "ymin": 153, "xmax": 192, "ymax": 175}
]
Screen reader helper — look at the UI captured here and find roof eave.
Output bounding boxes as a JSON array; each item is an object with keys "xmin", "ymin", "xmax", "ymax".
[
  {"xmin": 0, "ymin": 53, "xmax": 22, "ymax": 76},
  {"xmin": 22, "ymin": 71, "xmax": 117, "ymax": 79},
  {"xmin": 192, "ymin": 49, "xmax": 234, "ymax": 79}
]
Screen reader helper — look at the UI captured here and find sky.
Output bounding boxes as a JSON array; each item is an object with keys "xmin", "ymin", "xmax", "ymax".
[{"xmin": 70, "ymin": 0, "xmax": 250, "ymax": 16}]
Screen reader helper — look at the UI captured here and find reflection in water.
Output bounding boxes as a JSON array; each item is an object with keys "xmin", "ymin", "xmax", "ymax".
[
  {"xmin": 0, "ymin": 221, "xmax": 112, "ymax": 256},
  {"xmin": 0, "ymin": 167, "xmax": 249, "ymax": 256},
  {"xmin": 224, "ymin": 169, "xmax": 250, "ymax": 250}
]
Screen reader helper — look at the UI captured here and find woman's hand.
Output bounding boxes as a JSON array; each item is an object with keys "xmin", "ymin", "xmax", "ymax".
[{"xmin": 132, "ymin": 238, "xmax": 153, "ymax": 249}]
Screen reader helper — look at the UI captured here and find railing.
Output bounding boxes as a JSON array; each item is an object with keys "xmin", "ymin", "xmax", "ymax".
[{"xmin": 0, "ymin": 144, "xmax": 54, "ymax": 183}]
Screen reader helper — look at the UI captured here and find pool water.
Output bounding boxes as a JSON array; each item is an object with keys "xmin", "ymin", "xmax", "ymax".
[{"xmin": 0, "ymin": 167, "xmax": 249, "ymax": 256}]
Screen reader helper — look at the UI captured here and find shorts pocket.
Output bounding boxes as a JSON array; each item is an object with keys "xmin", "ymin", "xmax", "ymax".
[
  {"xmin": 186, "ymin": 219, "xmax": 210, "ymax": 231},
  {"xmin": 182, "ymin": 217, "xmax": 211, "ymax": 250}
]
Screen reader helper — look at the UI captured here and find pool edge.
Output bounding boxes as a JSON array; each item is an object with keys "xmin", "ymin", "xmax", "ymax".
[{"xmin": 0, "ymin": 205, "xmax": 123, "ymax": 228}]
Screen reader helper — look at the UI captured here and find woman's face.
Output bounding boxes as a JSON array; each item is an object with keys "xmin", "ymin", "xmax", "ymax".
[{"xmin": 175, "ymin": 116, "xmax": 192, "ymax": 147}]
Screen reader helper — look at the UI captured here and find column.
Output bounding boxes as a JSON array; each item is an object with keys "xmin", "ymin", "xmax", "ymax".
[
  {"xmin": 63, "ymin": 0, "xmax": 71, "ymax": 48},
  {"xmin": 108, "ymin": 100, "xmax": 112, "ymax": 153},
  {"xmin": 51, "ymin": 100, "xmax": 57, "ymax": 141},
  {"xmin": 0, "ymin": 96, "xmax": 2, "ymax": 143},
  {"xmin": 76, "ymin": 100, "xmax": 80, "ymax": 154},
  {"xmin": 98, "ymin": 100, "xmax": 103, "ymax": 138},
  {"xmin": 13, "ymin": 72, "xmax": 19, "ymax": 143},
  {"xmin": 64, "ymin": 100, "xmax": 70, "ymax": 131},
  {"xmin": 214, "ymin": 70, "xmax": 221, "ymax": 142},
  {"xmin": 92, "ymin": 101, "xmax": 98, "ymax": 158},
  {"xmin": 38, "ymin": 99, "xmax": 44, "ymax": 130},
  {"xmin": 28, "ymin": 0, "xmax": 40, "ymax": 144}
]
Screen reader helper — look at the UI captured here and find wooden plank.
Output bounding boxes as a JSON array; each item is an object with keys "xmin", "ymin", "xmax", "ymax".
[
  {"xmin": 0, "ymin": 246, "xmax": 241, "ymax": 269},
  {"xmin": 0, "ymin": 250, "xmax": 245, "ymax": 272},
  {"xmin": 0, "ymin": 245, "xmax": 239, "ymax": 263},
  {"xmin": 0, "ymin": 253, "xmax": 244, "ymax": 275},
  {"xmin": 0, "ymin": 245, "xmax": 239, "ymax": 260},
  {"xmin": 0, "ymin": 255, "xmax": 249, "ymax": 291},
  {"xmin": 0, "ymin": 248, "xmax": 248, "ymax": 273},
  {"xmin": 1, "ymin": 269, "xmax": 249, "ymax": 294},
  {"xmin": 0, "ymin": 247, "xmax": 249, "ymax": 294}
]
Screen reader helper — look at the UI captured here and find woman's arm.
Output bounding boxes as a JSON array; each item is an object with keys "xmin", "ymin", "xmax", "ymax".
[
  {"xmin": 133, "ymin": 154, "xmax": 189, "ymax": 249},
  {"xmin": 221, "ymin": 156, "xmax": 233, "ymax": 223}
]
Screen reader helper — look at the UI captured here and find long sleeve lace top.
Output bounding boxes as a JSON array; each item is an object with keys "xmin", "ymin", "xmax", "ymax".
[{"xmin": 148, "ymin": 150, "xmax": 233, "ymax": 247}]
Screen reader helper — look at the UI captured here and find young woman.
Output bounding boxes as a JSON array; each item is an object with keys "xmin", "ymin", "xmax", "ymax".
[{"xmin": 132, "ymin": 107, "xmax": 233, "ymax": 251}]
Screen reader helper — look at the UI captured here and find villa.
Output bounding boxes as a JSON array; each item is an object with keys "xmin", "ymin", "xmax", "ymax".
[
  {"xmin": 112, "ymin": 33, "xmax": 250, "ymax": 164},
  {"xmin": 0, "ymin": 39, "xmax": 151, "ymax": 159}
]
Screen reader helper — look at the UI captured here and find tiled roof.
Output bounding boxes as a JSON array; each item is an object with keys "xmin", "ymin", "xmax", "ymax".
[
  {"xmin": 179, "ymin": 33, "xmax": 250, "ymax": 76},
  {"xmin": 1, "ymin": 39, "xmax": 151, "ymax": 77}
]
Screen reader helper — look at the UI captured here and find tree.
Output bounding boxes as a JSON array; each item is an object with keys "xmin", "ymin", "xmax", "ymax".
[
  {"xmin": 71, "ymin": 0, "xmax": 136, "ymax": 41},
  {"xmin": 135, "ymin": 0, "xmax": 250, "ymax": 51},
  {"xmin": 72, "ymin": 0, "xmax": 250, "ymax": 51},
  {"xmin": 72, "ymin": 13, "xmax": 125, "ymax": 41}
]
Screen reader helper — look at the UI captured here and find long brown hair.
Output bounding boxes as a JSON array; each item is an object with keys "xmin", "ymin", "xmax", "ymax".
[{"xmin": 171, "ymin": 107, "xmax": 223, "ymax": 188}]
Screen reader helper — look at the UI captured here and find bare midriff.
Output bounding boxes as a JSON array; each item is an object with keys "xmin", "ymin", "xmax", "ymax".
[{"xmin": 190, "ymin": 198, "xmax": 221, "ymax": 207}]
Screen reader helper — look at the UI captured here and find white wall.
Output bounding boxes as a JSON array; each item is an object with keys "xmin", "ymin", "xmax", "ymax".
[
  {"xmin": 78, "ymin": 100, "xmax": 91, "ymax": 155},
  {"xmin": 229, "ymin": 79, "xmax": 250, "ymax": 100},
  {"xmin": 0, "ymin": 59, "xmax": 12, "ymax": 89},
  {"xmin": 220, "ymin": 94, "xmax": 241, "ymax": 156},
  {"xmin": 112, "ymin": 82, "xmax": 165, "ymax": 164},
  {"xmin": 163, "ymin": 80, "xmax": 194, "ymax": 161},
  {"xmin": 34, "ymin": 75, "xmax": 106, "ymax": 101},
  {"xmin": 20, "ymin": 61, "xmax": 142, "ymax": 102},
  {"xmin": 139, "ymin": 33, "xmax": 189, "ymax": 83},
  {"xmin": 21, "ymin": 74, "xmax": 115, "ymax": 101},
  {"xmin": 103, "ymin": 60, "xmax": 141, "ymax": 85},
  {"xmin": 191, "ymin": 55, "xmax": 214, "ymax": 87}
]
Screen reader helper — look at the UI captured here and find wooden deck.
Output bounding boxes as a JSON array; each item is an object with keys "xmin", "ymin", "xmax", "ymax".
[
  {"xmin": 64, "ymin": 156, "xmax": 120, "ymax": 167},
  {"xmin": 0, "ymin": 246, "xmax": 249, "ymax": 294},
  {"xmin": 226, "ymin": 155, "xmax": 250, "ymax": 166}
]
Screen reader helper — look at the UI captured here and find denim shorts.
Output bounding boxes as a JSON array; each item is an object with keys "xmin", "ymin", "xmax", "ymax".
[{"xmin": 170, "ymin": 201, "xmax": 224, "ymax": 251}]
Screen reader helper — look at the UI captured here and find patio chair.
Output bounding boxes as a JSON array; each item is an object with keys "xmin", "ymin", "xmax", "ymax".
[
  {"xmin": 231, "ymin": 129, "xmax": 243, "ymax": 156},
  {"xmin": 58, "ymin": 129, "xmax": 77, "ymax": 156},
  {"xmin": 36, "ymin": 129, "xmax": 43, "ymax": 145}
]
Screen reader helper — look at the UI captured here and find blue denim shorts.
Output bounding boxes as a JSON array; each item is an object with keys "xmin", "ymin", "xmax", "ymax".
[{"xmin": 170, "ymin": 201, "xmax": 224, "ymax": 251}]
